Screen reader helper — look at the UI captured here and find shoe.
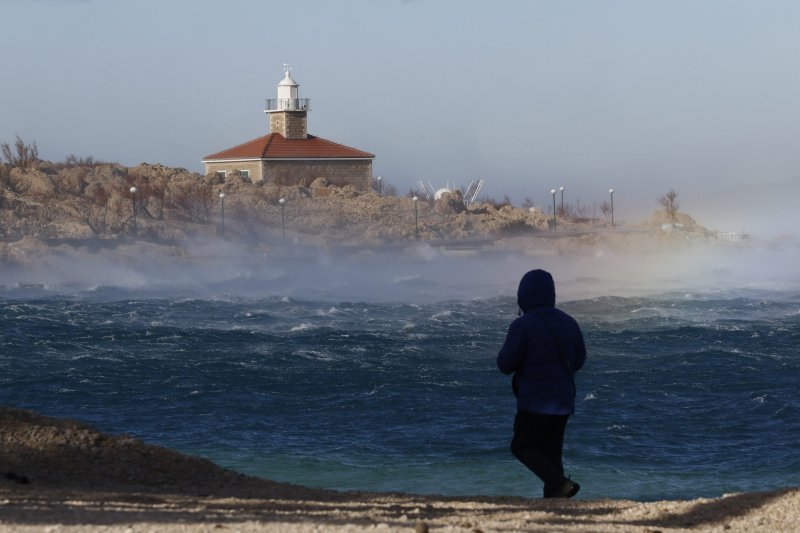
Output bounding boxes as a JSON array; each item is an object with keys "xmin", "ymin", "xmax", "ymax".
[
  {"xmin": 4, "ymin": 471, "xmax": 30, "ymax": 485},
  {"xmin": 548, "ymin": 478, "xmax": 580, "ymax": 498}
]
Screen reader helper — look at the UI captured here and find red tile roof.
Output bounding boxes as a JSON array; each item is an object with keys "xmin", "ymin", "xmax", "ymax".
[{"xmin": 203, "ymin": 133, "xmax": 374, "ymax": 161}]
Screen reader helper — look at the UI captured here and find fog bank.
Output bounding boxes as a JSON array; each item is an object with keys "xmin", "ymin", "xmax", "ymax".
[{"xmin": 2, "ymin": 237, "xmax": 799, "ymax": 303}]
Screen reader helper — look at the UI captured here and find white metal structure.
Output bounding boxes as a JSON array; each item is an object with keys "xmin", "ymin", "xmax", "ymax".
[
  {"xmin": 463, "ymin": 179, "xmax": 484, "ymax": 207},
  {"xmin": 417, "ymin": 179, "xmax": 485, "ymax": 206}
]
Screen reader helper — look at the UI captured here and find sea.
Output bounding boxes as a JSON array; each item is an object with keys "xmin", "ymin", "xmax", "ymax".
[{"xmin": 1, "ymin": 240, "xmax": 799, "ymax": 502}]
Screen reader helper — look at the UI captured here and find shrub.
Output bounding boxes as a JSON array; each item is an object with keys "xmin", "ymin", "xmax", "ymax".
[
  {"xmin": 0, "ymin": 162, "xmax": 9, "ymax": 188},
  {"xmin": 54, "ymin": 154, "xmax": 111, "ymax": 170},
  {"xmin": 478, "ymin": 194, "xmax": 512, "ymax": 209},
  {"xmin": 1, "ymin": 135, "xmax": 39, "ymax": 170},
  {"xmin": 658, "ymin": 189, "xmax": 680, "ymax": 227},
  {"xmin": 169, "ymin": 180, "xmax": 214, "ymax": 223},
  {"xmin": 121, "ymin": 172, "xmax": 167, "ymax": 221},
  {"xmin": 77, "ymin": 185, "xmax": 121, "ymax": 235}
]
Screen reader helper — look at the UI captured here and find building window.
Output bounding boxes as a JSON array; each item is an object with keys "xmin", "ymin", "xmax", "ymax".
[
  {"xmin": 216, "ymin": 171, "xmax": 227, "ymax": 179},
  {"xmin": 240, "ymin": 169, "xmax": 251, "ymax": 179}
]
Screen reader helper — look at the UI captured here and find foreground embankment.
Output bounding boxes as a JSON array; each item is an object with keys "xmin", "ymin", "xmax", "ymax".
[{"xmin": 1, "ymin": 406, "xmax": 797, "ymax": 532}]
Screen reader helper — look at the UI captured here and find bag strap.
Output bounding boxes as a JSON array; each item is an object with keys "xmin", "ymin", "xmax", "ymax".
[{"xmin": 533, "ymin": 309, "xmax": 577, "ymax": 397}]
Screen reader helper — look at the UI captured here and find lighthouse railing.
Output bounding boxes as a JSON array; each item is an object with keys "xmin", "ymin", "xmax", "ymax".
[{"xmin": 265, "ymin": 98, "xmax": 311, "ymax": 112}]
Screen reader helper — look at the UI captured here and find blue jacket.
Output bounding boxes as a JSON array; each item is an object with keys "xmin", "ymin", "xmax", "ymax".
[{"xmin": 497, "ymin": 269, "xmax": 586, "ymax": 415}]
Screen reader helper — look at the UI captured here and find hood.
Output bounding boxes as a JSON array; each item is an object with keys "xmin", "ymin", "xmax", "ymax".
[{"xmin": 517, "ymin": 269, "xmax": 556, "ymax": 311}]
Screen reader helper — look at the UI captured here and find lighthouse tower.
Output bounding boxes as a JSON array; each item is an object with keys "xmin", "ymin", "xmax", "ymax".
[
  {"xmin": 264, "ymin": 64, "xmax": 310, "ymax": 139},
  {"xmin": 204, "ymin": 64, "xmax": 373, "ymax": 189}
]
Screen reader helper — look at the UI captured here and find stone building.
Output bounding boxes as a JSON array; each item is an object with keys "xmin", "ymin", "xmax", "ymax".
[{"xmin": 202, "ymin": 66, "xmax": 374, "ymax": 189}]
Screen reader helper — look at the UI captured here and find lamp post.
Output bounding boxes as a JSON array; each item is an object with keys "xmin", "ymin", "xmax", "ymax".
[
  {"xmin": 550, "ymin": 188, "xmax": 557, "ymax": 231},
  {"xmin": 218, "ymin": 192, "xmax": 225, "ymax": 237},
  {"xmin": 609, "ymin": 188, "xmax": 615, "ymax": 227},
  {"xmin": 377, "ymin": 176, "xmax": 382, "ymax": 195},
  {"xmin": 279, "ymin": 197, "xmax": 286, "ymax": 240},
  {"xmin": 129, "ymin": 186, "xmax": 137, "ymax": 236},
  {"xmin": 413, "ymin": 196, "xmax": 419, "ymax": 240},
  {"xmin": 559, "ymin": 186, "xmax": 565, "ymax": 214}
]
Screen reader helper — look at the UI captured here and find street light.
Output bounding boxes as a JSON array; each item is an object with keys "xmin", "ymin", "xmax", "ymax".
[
  {"xmin": 377, "ymin": 176, "xmax": 382, "ymax": 195},
  {"xmin": 550, "ymin": 188, "xmax": 557, "ymax": 231},
  {"xmin": 129, "ymin": 186, "xmax": 137, "ymax": 236},
  {"xmin": 559, "ymin": 186, "xmax": 565, "ymax": 214},
  {"xmin": 609, "ymin": 188, "xmax": 615, "ymax": 227},
  {"xmin": 413, "ymin": 196, "xmax": 419, "ymax": 240},
  {"xmin": 279, "ymin": 197, "xmax": 286, "ymax": 240},
  {"xmin": 218, "ymin": 192, "xmax": 225, "ymax": 237}
]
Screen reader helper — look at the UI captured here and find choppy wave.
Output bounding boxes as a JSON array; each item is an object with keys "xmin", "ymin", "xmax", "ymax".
[{"xmin": 1, "ymin": 288, "xmax": 798, "ymax": 501}]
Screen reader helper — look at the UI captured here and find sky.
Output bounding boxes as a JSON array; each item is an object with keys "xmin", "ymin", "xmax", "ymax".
[{"xmin": 2, "ymin": 0, "xmax": 800, "ymax": 235}]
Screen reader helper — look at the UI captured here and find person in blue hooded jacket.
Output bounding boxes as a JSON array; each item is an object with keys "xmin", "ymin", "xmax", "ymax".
[{"xmin": 497, "ymin": 269, "xmax": 586, "ymax": 498}]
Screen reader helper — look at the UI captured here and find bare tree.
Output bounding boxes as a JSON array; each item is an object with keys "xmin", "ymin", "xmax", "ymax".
[
  {"xmin": 120, "ymin": 173, "xmax": 167, "ymax": 220},
  {"xmin": 658, "ymin": 189, "xmax": 680, "ymax": 227},
  {"xmin": 82, "ymin": 187, "xmax": 111, "ymax": 234},
  {"xmin": 73, "ymin": 179, "xmax": 135, "ymax": 235},
  {"xmin": 1, "ymin": 135, "xmax": 39, "ymax": 169},
  {"xmin": 383, "ymin": 182, "xmax": 398, "ymax": 196},
  {"xmin": 558, "ymin": 201, "xmax": 587, "ymax": 219},
  {"xmin": 169, "ymin": 181, "xmax": 215, "ymax": 223},
  {"xmin": 573, "ymin": 199, "xmax": 593, "ymax": 222},
  {"xmin": 600, "ymin": 201, "xmax": 612, "ymax": 223}
]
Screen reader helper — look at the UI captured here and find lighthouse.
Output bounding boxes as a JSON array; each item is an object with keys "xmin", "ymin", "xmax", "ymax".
[
  {"xmin": 203, "ymin": 65, "xmax": 374, "ymax": 189},
  {"xmin": 264, "ymin": 64, "xmax": 310, "ymax": 139}
]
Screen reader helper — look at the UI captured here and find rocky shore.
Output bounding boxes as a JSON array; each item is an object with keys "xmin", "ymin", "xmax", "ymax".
[
  {"xmin": 0, "ymin": 159, "xmax": 718, "ymax": 259},
  {"xmin": 0, "ymin": 159, "xmax": 731, "ymax": 293},
  {"xmin": 1, "ymin": 406, "xmax": 797, "ymax": 532}
]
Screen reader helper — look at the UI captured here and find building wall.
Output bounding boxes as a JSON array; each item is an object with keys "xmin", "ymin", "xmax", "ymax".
[
  {"xmin": 269, "ymin": 111, "xmax": 307, "ymax": 139},
  {"xmin": 261, "ymin": 160, "xmax": 372, "ymax": 190},
  {"xmin": 204, "ymin": 159, "xmax": 373, "ymax": 189},
  {"xmin": 204, "ymin": 161, "xmax": 264, "ymax": 183}
]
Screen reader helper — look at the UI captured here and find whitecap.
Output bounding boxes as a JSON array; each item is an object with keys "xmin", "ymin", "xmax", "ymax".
[
  {"xmin": 291, "ymin": 323, "xmax": 316, "ymax": 332},
  {"xmin": 584, "ymin": 392, "xmax": 597, "ymax": 400},
  {"xmin": 630, "ymin": 307, "xmax": 662, "ymax": 314},
  {"xmin": 393, "ymin": 275, "xmax": 435, "ymax": 286},
  {"xmin": 295, "ymin": 350, "xmax": 333, "ymax": 361}
]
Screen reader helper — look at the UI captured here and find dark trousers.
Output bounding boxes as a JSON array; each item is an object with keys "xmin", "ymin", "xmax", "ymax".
[{"xmin": 510, "ymin": 410, "xmax": 569, "ymax": 497}]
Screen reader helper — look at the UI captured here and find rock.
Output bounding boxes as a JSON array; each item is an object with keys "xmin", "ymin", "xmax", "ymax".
[
  {"xmin": 309, "ymin": 177, "xmax": 330, "ymax": 189},
  {"xmin": 0, "ymin": 157, "xmax": 716, "ymax": 251}
]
